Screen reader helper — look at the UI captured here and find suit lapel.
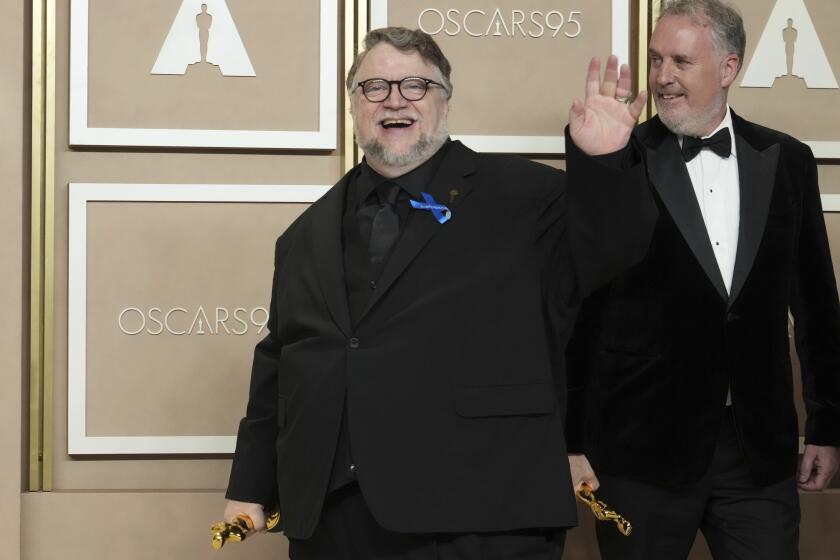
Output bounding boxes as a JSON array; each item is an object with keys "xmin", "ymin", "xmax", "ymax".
[
  {"xmin": 728, "ymin": 133, "xmax": 779, "ymax": 306},
  {"xmin": 645, "ymin": 127, "xmax": 728, "ymax": 300},
  {"xmin": 358, "ymin": 142, "xmax": 477, "ymax": 322},
  {"xmin": 309, "ymin": 178, "xmax": 352, "ymax": 337}
]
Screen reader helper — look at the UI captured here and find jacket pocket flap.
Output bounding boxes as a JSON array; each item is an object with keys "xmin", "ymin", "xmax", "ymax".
[
  {"xmin": 276, "ymin": 396, "xmax": 287, "ymax": 428},
  {"xmin": 455, "ymin": 383, "xmax": 556, "ymax": 418}
]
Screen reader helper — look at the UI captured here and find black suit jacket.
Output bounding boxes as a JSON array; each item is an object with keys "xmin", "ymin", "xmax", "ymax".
[
  {"xmin": 566, "ymin": 112, "xmax": 840, "ymax": 488},
  {"xmin": 226, "ymin": 138, "xmax": 656, "ymax": 539}
]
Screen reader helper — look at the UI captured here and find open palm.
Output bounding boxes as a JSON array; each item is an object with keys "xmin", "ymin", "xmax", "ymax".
[{"xmin": 569, "ymin": 55, "xmax": 648, "ymax": 156}]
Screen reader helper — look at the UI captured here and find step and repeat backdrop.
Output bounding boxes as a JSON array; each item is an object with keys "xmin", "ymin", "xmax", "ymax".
[
  {"xmin": 60, "ymin": 0, "xmax": 625, "ymax": 464},
  {"xmin": 24, "ymin": 1, "xmax": 839, "ymax": 559}
]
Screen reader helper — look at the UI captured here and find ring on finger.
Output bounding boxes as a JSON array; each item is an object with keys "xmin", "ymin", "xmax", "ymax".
[{"xmin": 616, "ymin": 94, "xmax": 633, "ymax": 104}]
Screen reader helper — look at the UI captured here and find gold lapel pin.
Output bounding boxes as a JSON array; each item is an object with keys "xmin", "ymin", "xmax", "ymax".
[{"xmin": 449, "ymin": 189, "xmax": 460, "ymax": 203}]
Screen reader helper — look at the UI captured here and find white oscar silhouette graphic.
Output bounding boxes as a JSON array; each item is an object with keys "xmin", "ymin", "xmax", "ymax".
[
  {"xmin": 783, "ymin": 18, "xmax": 797, "ymax": 76},
  {"xmin": 197, "ymin": 3, "xmax": 212, "ymax": 65},
  {"xmin": 152, "ymin": 0, "xmax": 255, "ymax": 77},
  {"xmin": 741, "ymin": 0, "xmax": 837, "ymax": 88}
]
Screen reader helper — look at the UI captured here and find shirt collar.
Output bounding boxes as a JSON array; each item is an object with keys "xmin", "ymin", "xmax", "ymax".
[{"xmin": 356, "ymin": 140, "xmax": 451, "ymax": 207}]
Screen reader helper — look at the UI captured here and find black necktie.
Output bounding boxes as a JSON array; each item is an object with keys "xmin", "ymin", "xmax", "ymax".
[
  {"xmin": 681, "ymin": 128, "xmax": 732, "ymax": 162},
  {"xmin": 359, "ymin": 182, "xmax": 401, "ymax": 264}
]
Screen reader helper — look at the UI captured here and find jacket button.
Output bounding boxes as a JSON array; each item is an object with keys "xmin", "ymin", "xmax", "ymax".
[
  {"xmin": 349, "ymin": 464, "xmax": 357, "ymax": 476},
  {"xmin": 349, "ymin": 338, "xmax": 360, "ymax": 349},
  {"xmin": 726, "ymin": 312, "xmax": 740, "ymax": 322},
  {"xmin": 369, "ymin": 281, "xmax": 377, "ymax": 290}
]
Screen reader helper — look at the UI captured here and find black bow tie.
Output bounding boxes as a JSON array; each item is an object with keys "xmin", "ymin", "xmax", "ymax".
[{"xmin": 681, "ymin": 128, "xmax": 732, "ymax": 161}]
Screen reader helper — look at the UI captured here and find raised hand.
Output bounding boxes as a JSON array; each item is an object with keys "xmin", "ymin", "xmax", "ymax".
[{"xmin": 569, "ymin": 55, "xmax": 648, "ymax": 156}]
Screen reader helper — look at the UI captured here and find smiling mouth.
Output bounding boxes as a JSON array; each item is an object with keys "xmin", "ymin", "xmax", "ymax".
[
  {"xmin": 657, "ymin": 92, "xmax": 685, "ymax": 101},
  {"xmin": 381, "ymin": 118, "xmax": 416, "ymax": 129}
]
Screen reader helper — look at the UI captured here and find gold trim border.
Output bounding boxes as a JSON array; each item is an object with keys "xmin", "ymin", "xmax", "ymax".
[
  {"xmin": 343, "ymin": 0, "xmax": 355, "ymax": 174},
  {"xmin": 29, "ymin": 0, "xmax": 55, "ymax": 492},
  {"xmin": 29, "ymin": 0, "xmax": 44, "ymax": 492},
  {"xmin": 342, "ymin": 1, "xmax": 367, "ymax": 174},
  {"xmin": 649, "ymin": 0, "xmax": 661, "ymax": 119},
  {"xmin": 356, "ymin": 0, "xmax": 367, "ymax": 167},
  {"xmin": 44, "ymin": 0, "xmax": 56, "ymax": 492},
  {"xmin": 638, "ymin": 0, "xmax": 651, "ymax": 122}
]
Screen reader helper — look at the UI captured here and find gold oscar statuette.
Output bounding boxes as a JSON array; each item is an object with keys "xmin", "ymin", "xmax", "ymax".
[
  {"xmin": 576, "ymin": 482, "xmax": 632, "ymax": 536},
  {"xmin": 210, "ymin": 510, "xmax": 281, "ymax": 550}
]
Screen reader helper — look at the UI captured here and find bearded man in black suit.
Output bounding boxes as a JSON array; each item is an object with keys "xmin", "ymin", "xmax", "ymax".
[
  {"xmin": 566, "ymin": 1, "xmax": 840, "ymax": 559},
  {"xmin": 222, "ymin": 26, "xmax": 655, "ymax": 560}
]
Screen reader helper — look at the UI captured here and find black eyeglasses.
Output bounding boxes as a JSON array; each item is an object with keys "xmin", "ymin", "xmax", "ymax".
[{"xmin": 355, "ymin": 77, "xmax": 446, "ymax": 102}]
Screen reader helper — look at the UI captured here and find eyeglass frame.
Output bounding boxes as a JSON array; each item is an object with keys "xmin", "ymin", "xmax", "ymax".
[{"xmin": 354, "ymin": 77, "xmax": 447, "ymax": 103}]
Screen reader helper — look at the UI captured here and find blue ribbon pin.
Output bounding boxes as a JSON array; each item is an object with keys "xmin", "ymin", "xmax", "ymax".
[{"xmin": 409, "ymin": 192, "xmax": 452, "ymax": 224}]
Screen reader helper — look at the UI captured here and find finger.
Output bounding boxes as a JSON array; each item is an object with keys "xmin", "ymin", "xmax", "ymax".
[
  {"xmin": 569, "ymin": 98, "xmax": 585, "ymax": 125},
  {"xmin": 585, "ymin": 57, "xmax": 601, "ymax": 101},
  {"xmin": 628, "ymin": 90, "xmax": 648, "ymax": 121},
  {"xmin": 600, "ymin": 54, "xmax": 619, "ymax": 98},
  {"xmin": 810, "ymin": 452, "xmax": 839, "ymax": 490},
  {"xmin": 798, "ymin": 478, "xmax": 818, "ymax": 491},
  {"xmin": 615, "ymin": 63, "xmax": 632, "ymax": 98},
  {"xmin": 799, "ymin": 452, "xmax": 815, "ymax": 483},
  {"xmin": 587, "ymin": 474, "xmax": 601, "ymax": 492}
]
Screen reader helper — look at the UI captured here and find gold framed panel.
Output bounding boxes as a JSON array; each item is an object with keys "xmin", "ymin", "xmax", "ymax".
[
  {"xmin": 69, "ymin": 0, "xmax": 339, "ymax": 149},
  {"xmin": 66, "ymin": 184, "xmax": 329, "ymax": 455}
]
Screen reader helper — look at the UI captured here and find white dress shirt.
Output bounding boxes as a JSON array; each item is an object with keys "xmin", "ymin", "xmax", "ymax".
[
  {"xmin": 679, "ymin": 106, "xmax": 739, "ymax": 405},
  {"xmin": 679, "ymin": 106, "xmax": 740, "ymax": 294}
]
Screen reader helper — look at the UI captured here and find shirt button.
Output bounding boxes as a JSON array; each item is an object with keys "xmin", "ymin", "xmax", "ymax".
[
  {"xmin": 369, "ymin": 280, "xmax": 377, "ymax": 290},
  {"xmin": 349, "ymin": 464, "xmax": 357, "ymax": 475},
  {"xmin": 349, "ymin": 337, "xmax": 360, "ymax": 349}
]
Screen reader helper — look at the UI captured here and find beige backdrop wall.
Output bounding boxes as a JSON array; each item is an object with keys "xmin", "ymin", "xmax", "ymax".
[{"xmin": 1, "ymin": 0, "xmax": 24, "ymax": 557}]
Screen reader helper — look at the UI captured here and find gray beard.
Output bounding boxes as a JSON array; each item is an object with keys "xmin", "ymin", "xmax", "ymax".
[
  {"xmin": 357, "ymin": 121, "xmax": 449, "ymax": 169},
  {"xmin": 656, "ymin": 94, "xmax": 726, "ymax": 138}
]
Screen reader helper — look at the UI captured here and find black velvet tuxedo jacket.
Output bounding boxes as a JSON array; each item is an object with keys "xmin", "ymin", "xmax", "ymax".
[
  {"xmin": 566, "ymin": 112, "xmax": 840, "ymax": 488},
  {"xmin": 226, "ymin": 138, "xmax": 656, "ymax": 539}
]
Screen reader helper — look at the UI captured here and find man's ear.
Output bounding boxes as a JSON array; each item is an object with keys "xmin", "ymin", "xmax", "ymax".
[{"xmin": 720, "ymin": 54, "xmax": 740, "ymax": 89}]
